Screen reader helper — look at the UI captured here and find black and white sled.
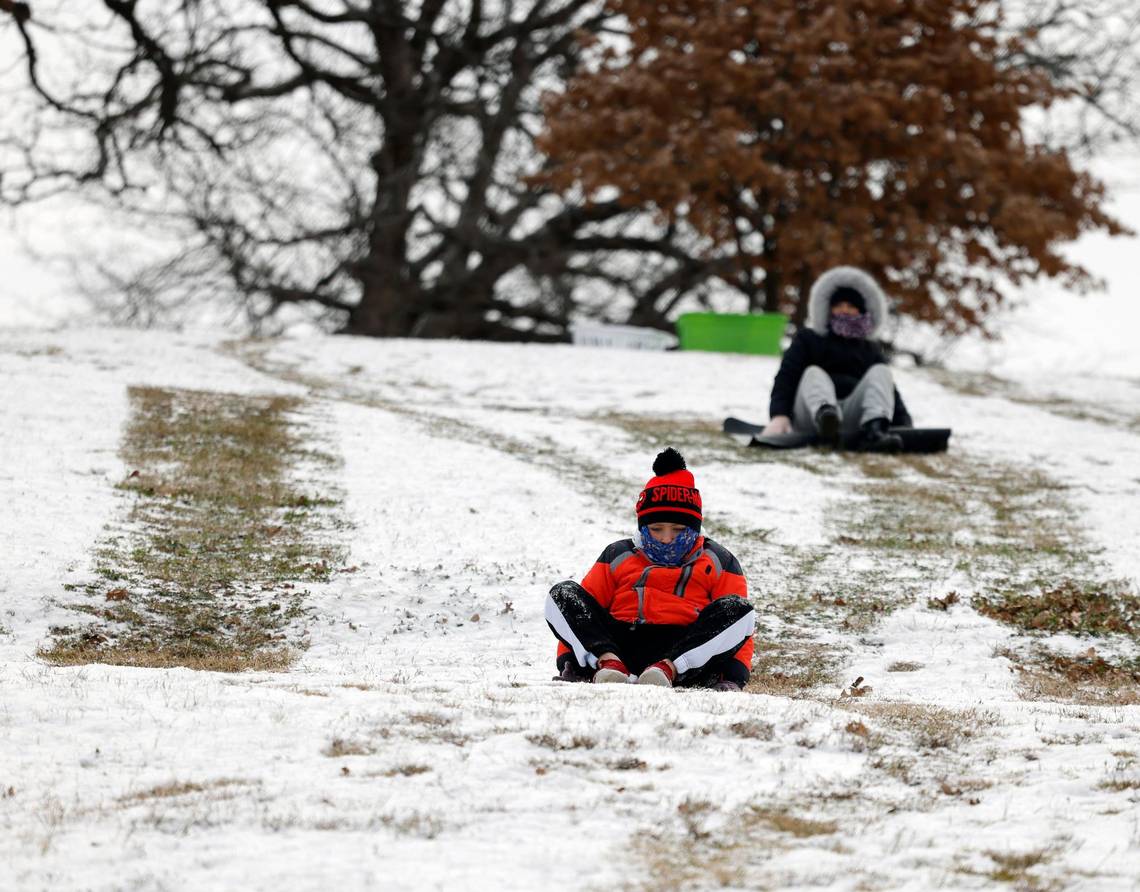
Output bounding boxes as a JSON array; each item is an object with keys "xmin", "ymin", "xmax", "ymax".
[{"xmin": 723, "ymin": 417, "xmax": 951, "ymax": 454}]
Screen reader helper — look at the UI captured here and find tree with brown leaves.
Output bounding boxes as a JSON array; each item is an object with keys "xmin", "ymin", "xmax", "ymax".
[{"xmin": 536, "ymin": 0, "xmax": 1128, "ymax": 334}]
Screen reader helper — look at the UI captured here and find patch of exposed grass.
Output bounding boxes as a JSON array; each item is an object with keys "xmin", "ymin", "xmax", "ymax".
[
  {"xmin": 703, "ymin": 518, "xmax": 779, "ymax": 550},
  {"xmin": 526, "ymin": 733, "xmax": 597, "ymax": 751},
  {"xmin": 42, "ymin": 387, "xmax": 346, "ymax": 671},
  {"xmin": 631, "ymin": 799, "xmax": 750, "ymax": 889},
  {"xmin": 591, "ymin": 412, "xmax": 753, "ymax": 468},
  {"xmin": 748, "ymin": 639, "xmax": 842, "ymax": 696},
  {"xmin": 382, "ymin": 764, "xmax": 432, "ymax": 778},
  {"xmin": 982, "ymin": 847, "xmax": 1056, "ymax": 887},
  {"xmin": 842, "ymin": 702, "xmax": 998, "ymax": 751},
  {"xmin": 231, "ymin": 340, "xmax": 644, "ymax": 517},
  {"xmin": 846, "ymin": 452, "xmax": 901, "ymax": 480},
  {"xmin": 406, "ymin": 711, "xmax": 451, "ymax": 728},
  {"xmin": 630, "ymin": 797, "xmax": 843, "ymax": 889},
  {"xmin": 1038, "ymin": 649, "xmax": 1140, "ymax": 682},
  {"xmin": 887, "ymin": 661, "xmax": 923, "ymax": 672},
  {"xmin": 1094, "ymin": 780, "xmax": 1140, "ymax": 793},
  {"xmin": 727, "ymin": 719, "xmax": 775, "ymax": 740},
  {"xmin": 282, "ymin": 686, "xmax": 330, "ymax": 698},
  {"xmin": 1098, "ymin": 765, "xmax": 1140, "ymax": 791},
  {"xmin": 377, "ymin": 810, "xmax": 446, "ymax": 838},
  {"xmin": 840, "ymin": 463, "xmax": 1082, "ymax": 569},
  {"xmin": 323, "ymin": 738, "xmax": 374, "ymax": 758},
  {"xmin": 406, "ymin": 725, "xmax": 471, "ymax": 747},
  {"xmin": 764, "ymin": 446, "xmax": 1107, "ymax": 645},
  {"xmin": 999, "ymin": 646, "xmax": 1140, "ymax": 705},
  {"xmin": 117, "ymin": 778, "xmax": 253, "ymax": 805},
  {"xmin": 44, "ymin": 643, "xmax": 295, "ymax": 673},
  {"xmin": 842, "ymin": 717, "xmax": 890, "ymax": 753},
  {"xmin": 975, "ymin": 579, "xmax": 1140, "ymax": 636},
  {"xmin": 749, "ymin": 806, "xmax": 838, "ymax": 837},
  {"xmin": 593, "ymin": 411, "xmax": 852, "ymax": 482},
  {"xmin": 610, "ymin": 756, "xmax": 649, "ymax": 771},
  {"xmin": 929, "ymin": 368, "xmax": 1140, "ymax": 434},
  {"xmin": 869, "ymin": 754, "xmax": 920, "ymax": 786},
  {"xmin": 938, "ymin": 776, "xmax": 992, "ymax": 798},
  {"xmin": 2, "ymin": 343, "xmax": 64, "ymax": 358}
]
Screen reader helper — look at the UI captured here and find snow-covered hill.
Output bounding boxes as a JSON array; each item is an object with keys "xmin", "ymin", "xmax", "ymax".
[{"xmin": 2, "ymin": 327, "xmax": 1138, "ymax": 890}]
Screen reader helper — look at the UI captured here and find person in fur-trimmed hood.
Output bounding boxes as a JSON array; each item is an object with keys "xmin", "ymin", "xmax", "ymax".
[
  {"xmin": 545, "ymin": 448, "xmax": 755, "ymax": 690},
  {"xmin": 763, "ymin": 266, "xmax": 913, "ymax": 452}
]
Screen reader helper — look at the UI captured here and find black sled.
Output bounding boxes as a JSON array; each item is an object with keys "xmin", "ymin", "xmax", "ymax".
[{"xmin": 723, "ymin": 417, "xmax": 951, "ymax": 454}]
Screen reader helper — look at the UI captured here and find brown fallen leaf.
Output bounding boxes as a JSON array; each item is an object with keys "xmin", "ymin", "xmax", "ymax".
[
  {"xmin": 1030, "ymin": 609, "xmax": 1052, "ymax": 629},
  {"xmin": 106, "ymin": 588, "xmax": 129, "ymax": 602},
  {"xmin": 927, "ymin": 591, "xmax": 960, "ymax": 611},
  {"xmin": 842, "ymin": 676, "xmax": 873, "ymax": 698}
]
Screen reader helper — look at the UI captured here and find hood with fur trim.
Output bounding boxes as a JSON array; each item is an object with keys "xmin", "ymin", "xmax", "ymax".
[{"xmin": 807, "ymin": 266, "xmax": 888, "ymax": 338}]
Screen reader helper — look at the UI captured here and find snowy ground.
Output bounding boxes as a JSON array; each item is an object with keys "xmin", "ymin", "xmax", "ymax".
[{"xmin": 2, "ymin": 326, "xmax": 1139, "ymax": 891}]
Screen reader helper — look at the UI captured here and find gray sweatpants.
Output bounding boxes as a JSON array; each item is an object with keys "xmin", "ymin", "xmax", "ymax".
[{"xmin": 792, "ymin": 364, "xmax": 896, "ymax": 435}]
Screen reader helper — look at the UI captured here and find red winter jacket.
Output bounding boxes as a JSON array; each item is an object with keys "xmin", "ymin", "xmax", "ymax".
[{"xmin": 556, "ymin": 535, "xmax": 753, "ymax": 674}]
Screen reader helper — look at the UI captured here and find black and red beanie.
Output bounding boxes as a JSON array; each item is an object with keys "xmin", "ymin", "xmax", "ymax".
[{"xmin": 635, "ymin": 448, "xmax": 702, "ymax": 532}]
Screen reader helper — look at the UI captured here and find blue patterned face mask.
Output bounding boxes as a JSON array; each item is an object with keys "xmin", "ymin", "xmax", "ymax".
[
  {"xmin": 829, "ymin": 311, "xmax": 874, "ymax": 339},
  {"xmin": 639, "ymin": 526, "xmax": 699, "ymax": 566}
]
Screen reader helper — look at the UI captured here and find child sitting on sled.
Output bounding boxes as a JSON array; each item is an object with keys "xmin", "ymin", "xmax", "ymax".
[
  {"xmin": 762, "ymin": 266, "xmax": 913, "ymax": 452},
  {"xmin": 545, "ymin": 448, "xmax": 755, "ymax": 690}
]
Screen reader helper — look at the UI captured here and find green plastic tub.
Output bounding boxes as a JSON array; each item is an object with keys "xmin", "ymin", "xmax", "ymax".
[{"xmin": 675, "ymin": 312, "xmax": 788, "ymax": 355}]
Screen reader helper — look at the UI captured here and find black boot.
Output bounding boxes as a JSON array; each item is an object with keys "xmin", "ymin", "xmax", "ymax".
[
  {"xmin": 859, "ymin": 418, "xmax": 903, "ymax": 453},
  {"xmin": 814, "ymin": 404, "xmax": 841, "ymax": 447}
]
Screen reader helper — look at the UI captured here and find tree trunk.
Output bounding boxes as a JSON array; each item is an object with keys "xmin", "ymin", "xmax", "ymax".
[
  {"xmin": 762, "ymin": 264, "xmax": 781, "ymax": 314},
  {"xmin": 790, "ymin": 265, "xmax": 813, "ymax": 330},
  {"xmin": 342, "ymin": 269, "xmax": 419, "ymax": 336}
]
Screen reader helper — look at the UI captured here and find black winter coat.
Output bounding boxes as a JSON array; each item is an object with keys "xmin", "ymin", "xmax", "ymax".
[{"xmin": 769, "ymin": 329, "xmax": 913, "ymax": 426}]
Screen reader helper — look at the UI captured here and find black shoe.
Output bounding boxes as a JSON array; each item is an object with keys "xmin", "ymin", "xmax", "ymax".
[
  {"xmin": 859, "ymin": 418, "xmax": 903, "ymax": 454},
  {"xmin": 814, "ymin": 405, "xmax": 841, "ymax": 447},
  {"xmin": 553, "ymin": 661, "xmax": 593, "ymax": 683}
]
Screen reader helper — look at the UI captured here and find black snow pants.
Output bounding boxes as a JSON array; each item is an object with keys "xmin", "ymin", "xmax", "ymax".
[{"xmin": 545, "ymin": 580, "xmax": 754, "ymax": 686}]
